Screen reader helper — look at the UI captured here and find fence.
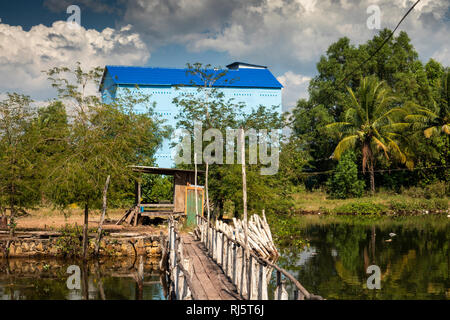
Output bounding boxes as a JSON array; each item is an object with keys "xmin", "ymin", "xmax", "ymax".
[
  {"xmin": 166, "ymin": 218, "xmax": 196, "ymax": 300},
  {"xmin": 195, "ymin": 214, "xmax": 323, "ymax": 300}
]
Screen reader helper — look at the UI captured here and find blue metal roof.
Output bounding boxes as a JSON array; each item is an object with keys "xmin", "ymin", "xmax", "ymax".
[{"xmin": 101, "ymin": 66, "xmax": 283, "ymax": 89}]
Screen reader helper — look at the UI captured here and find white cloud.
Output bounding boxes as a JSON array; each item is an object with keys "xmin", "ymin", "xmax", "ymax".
[
  {"xmin": 0, "ymin": 21, "xmax": 150, "ymax": 100},
  {"xmin": 432, "ymin": 47, "xmax": 450, "ymax": 66},
  {"xmin": 122, "ymin": 0, "xmax": 450, "ymax": 70},
  {"xmin": 277, "ymin": 71, "xmax": 311, "ymax": 111}
]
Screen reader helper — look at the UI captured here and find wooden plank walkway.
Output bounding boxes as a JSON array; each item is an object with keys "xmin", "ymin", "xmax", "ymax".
[{"xmin": 182, "ymin": 233, "xmax": 241, "ymax": 300}]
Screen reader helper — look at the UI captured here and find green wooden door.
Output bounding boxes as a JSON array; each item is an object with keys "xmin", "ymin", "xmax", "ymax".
[{"xmin": 186, "ymin": 187, "xmax": 203, "ymax": 226}]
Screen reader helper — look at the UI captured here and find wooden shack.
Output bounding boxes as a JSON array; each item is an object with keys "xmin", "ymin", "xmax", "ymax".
[{"xmin": 117, "ymin": 166, "xmax": 204, "ymax": 226}]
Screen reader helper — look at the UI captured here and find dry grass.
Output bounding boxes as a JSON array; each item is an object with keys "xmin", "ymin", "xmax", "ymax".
[
  {"xmin": 14, "ymin": 207, "xmax": 127, "ymax": 231},
  {"xmin": 290, "ymin": 190, "xmax": 446, "ymax": 212}
]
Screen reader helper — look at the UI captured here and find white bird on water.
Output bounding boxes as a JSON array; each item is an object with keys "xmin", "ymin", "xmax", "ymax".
[{"xmin": 389, "ymin": 233, "xmax": 397, "ymax": 237}]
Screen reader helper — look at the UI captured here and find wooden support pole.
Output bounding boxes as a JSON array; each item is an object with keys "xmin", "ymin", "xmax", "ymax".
[
  {"xmin": 232, "ymin": 244, "xmax": 237, "ymax": 286},
  {"xmin": 95, "ymin": 175, "xmax": 110, "ymax": 255},
  {"xmin": 225, "ymin": 238, "xmax": 229, "ymax": 276},
  {"xmin": 134, "ymin": 180, "xmax": 141, "ymax": 227},
  {"xmin": 194, "ymin": 153, "xmax": 198, "ymax": 220},
  {"xmin": 240, "ymin": 246, "xmax": 246, "ymax": 297},
  {"xmin": 240, "ymin": 128, "xmax": 249, "ymax": 254},
  {"xmin": 247, "ymin": 255, "xmax": 253, "ymax": 300},
  {"xmin": 276, "ymin": 270, "xmax": 281, "ymax": 300},
  {"xmin": 258, "ymin": 262, "xmax": 264, "ymax": 300}
]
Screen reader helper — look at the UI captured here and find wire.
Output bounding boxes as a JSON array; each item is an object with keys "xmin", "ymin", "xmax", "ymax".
[
  {"xmin": 337, "ymin": 0, "xmax": 422, "ymax": 86},
  {"xmin": 298, "ymin": 165, "xmax": 449, "ymax": 176}
]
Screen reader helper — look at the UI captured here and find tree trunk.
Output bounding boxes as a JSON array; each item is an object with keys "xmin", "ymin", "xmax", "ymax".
[
  {"xmin": 95, "ymin": 175, "xmax": 110, "ymax": 255},
  {"xmin": 82, "ymin": 202, "xmax": 89, "ymax": 260},
  {"xmin": 369, "ymin": 161, "xmax": 375, "ymax": 194},
  {"xmin": 81, "ymin": 261, "xmax": 89, "ymax": 300},
  {"xmin": 0, "ymin": 206, "xmax": 7, "ymax": 229}
]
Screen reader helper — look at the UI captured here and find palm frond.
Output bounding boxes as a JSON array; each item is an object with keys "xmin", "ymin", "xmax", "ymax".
[
  {"xmin": 371, "ymin": 136, "xmax": 388, "ymax": 159},
  {"xmin": 386, "ymin": 137, "xmax": 406, "ymax": 164},
  {"xmin": 333, "ymin": 135, "xmax": 358, "ymax": 160},
  {"xmin": 325, "ymin": 122, "xmax": 352, "ymax": 130},
  {"xmin": 424, "ymin": 126, "xmax": 439, "ymax": 138}
]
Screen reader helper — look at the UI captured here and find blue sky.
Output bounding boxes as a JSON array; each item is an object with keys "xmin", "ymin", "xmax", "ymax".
[{"xmin": 0, "ymin": 0, "xmax": 449, "ymax": 110}]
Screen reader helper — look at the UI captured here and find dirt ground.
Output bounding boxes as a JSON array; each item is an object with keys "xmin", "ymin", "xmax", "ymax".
[{"xmin": 7, "ymin": 207, "xmax": 166, "ymax": 233}]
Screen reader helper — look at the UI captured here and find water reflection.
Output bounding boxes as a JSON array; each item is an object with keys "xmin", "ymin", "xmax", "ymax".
[
  {"xmin": 272, "ymin": 218, "xmax": 449, "ymax": 300},
  {"xmin": 0, "ymin": 256, "xmax": 167, "ymax": 300}
]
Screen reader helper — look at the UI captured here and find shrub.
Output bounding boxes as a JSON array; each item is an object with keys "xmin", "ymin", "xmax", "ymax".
[
  {"xmin": 327, "ymin": 151, "xmax": 365, "ymax": 199},
  {"xmin": 389, "ymin": 198, "xmax": 449, "ymax": 212},
  {"xmin": 333, "ymin": 201, "xmax": 386, "ymax": 215},
  {"xmin": 55, "ymin": 224, "xmax": 91, "ymax": 257},
  {"xmin": 401, "ymin": 181, "xmax": 449, "ymax": 199},
  {"xmin": 432, "ymin": 198, "xmax": 449, "ymax": 210}
]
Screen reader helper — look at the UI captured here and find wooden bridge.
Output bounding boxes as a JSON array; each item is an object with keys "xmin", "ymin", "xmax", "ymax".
[{"xmin": 161, "ymin": 215, "xmax": 323, "ymax": 300}]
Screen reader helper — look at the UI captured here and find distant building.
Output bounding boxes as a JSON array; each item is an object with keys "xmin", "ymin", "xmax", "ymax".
[{"xmin": 99, "ymin": 62, "xmax": 283, "ymax": 167}]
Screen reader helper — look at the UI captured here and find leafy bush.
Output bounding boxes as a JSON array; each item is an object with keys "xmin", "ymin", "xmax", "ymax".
[
  {"xmin": 401, "ymin": 181, "xmax": 449, "ymax": 199},
  {"xmin": 55, "ymin": 224, "xmax": 90, "ymax": 257},
  {"xmin": 327, "ymin": 151, "xmax": 365, "ymax": 199},
  {"xmin": 389, "ymin": 198, "xmax": 449, "ymax": 212},
  {"xmin": 433, "ymin": 198, "xmax": 449, "ymax": 210},
  {"xmin": 333, "ymin": 201, "xmax": 386, "ymax": 215},
  {"xmin": 267, "ymin": 213, "xmax": 307, "ymax": 247}
]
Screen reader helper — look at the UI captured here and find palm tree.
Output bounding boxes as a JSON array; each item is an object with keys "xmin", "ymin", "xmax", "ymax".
[
  {"xmin": 405, "ymin": 70, "xmax": 450, "ymax": 138},
  {"xmin": 326, "ymin": 76, "xmax": 408, "ymax": 193}
]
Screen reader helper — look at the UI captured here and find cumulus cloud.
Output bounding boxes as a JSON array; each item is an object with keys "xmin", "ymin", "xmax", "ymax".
[
  {"xmin": 277, "ymin": 71, "xmax": 311, "ymax": 111},
  {"xmin": 121, "ymin": 0, "xmax": 449, "ymax": 72},
  {"xmin": 0, "ymin": 21, "xmax": 150, "ymax": 100},
  {"xmin": 432, "ymin": 47, "xmax": 450, "ymax": 66}
]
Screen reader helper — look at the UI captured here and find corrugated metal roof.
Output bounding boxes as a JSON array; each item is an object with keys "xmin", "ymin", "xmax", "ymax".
[
  {"xmin": 226, "ymin": 62, "xmax": 267, "ymax": 69},
  {"xmin": 102, "ymin": 65, "xmax": 283, "ymax": 89}
]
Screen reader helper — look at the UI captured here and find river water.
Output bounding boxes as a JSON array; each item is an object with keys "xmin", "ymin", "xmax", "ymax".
[
  {"xmin": 1, "ymin": 216, "xmax": 448, "ymax": 300},
  {"xmin": 0, "ymin": 257, "xmax": 166, "ymax": 300},
  {"xmin": 272, "ymin": 215, "xmax": 449, "ymax": 299}
]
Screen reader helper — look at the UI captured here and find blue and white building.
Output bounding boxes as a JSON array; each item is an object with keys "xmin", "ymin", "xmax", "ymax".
[{"xmin": 99, "ymin": 62, "xmax": 283, "ymax": 167}]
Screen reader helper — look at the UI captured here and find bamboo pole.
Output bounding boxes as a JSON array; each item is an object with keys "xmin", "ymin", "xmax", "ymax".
[
  {"xmin": 95, "ymin": 175, "xmax": 110, "ymax": 255},
  {"xmin": 194, "ymin": 152, "xmax": 199, "ymax": 219}
]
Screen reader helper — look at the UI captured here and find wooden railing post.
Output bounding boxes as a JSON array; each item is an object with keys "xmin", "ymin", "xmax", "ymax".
[
  {"xmin": 240, "ymin": 246, "xmax": 246, "ymax": 298},
  {"xmin": 221, "ymin": 232, "xmax": 225, "ymax": 266},
  {"xmin": 225, "ymin": 238, "xmax": 229, "ymax": 276},
  {"xmin": 170, "ymin": 225, "xmax": 175, "ymax": 270},
  {"xmin": 258, "ymin": 262, "xmax": 264, "ymax": 300},
  {"xmin": 174, "ymin": 237, "xmax": 179, "ymax": 299},
  {"xmin": 211, "ymin": 228, "xmax": 215, "ymax": 259},
  {"xmin": 275, "ymin": 270, "xmax": 281, "ymax": 300},
  {"xmin": 232, "ymin": 244, "xmax": 237, "ymax": 286},
  {"xmin": 187, "ymin": 215, "xmax": 322, "ymax": 301},
  {"xmin": 247, "ymin": 255, "xmax": 253, "ymax": 300}
]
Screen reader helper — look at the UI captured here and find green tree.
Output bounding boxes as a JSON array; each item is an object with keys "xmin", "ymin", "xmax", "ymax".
[
  {"xmin": 173, "ymin": 63, "xmax": 242, "ymax": 220},
  {"xmin": 326, "ymin": 76, "xmax": 408, "ymax": 193},
  {"xmin": 408, "ymin": 69, "xmax": 450, "ymax": 138},
  {"xmin": 326, "ymin": 150, "xmax": 365, "ymax": 199},
  {"xmin": 44, "ymin": 63, "xmax": 164, "ymax": 259},
  {"xmin": 291, "ymin": 30, "xmax": 438, "ymax": 190},
  {"xmin": 174, "ymin": 63, "xmax": 286, "ymax": 218},
  {"xmin": 0, "ymin": 93, "xmax": 41, "ymax": 234}
]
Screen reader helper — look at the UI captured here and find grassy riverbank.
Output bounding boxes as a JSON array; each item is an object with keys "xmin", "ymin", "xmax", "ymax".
[{"xmin": 290, "ymin": 190, "xmax": 449, "ymax": 215}]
